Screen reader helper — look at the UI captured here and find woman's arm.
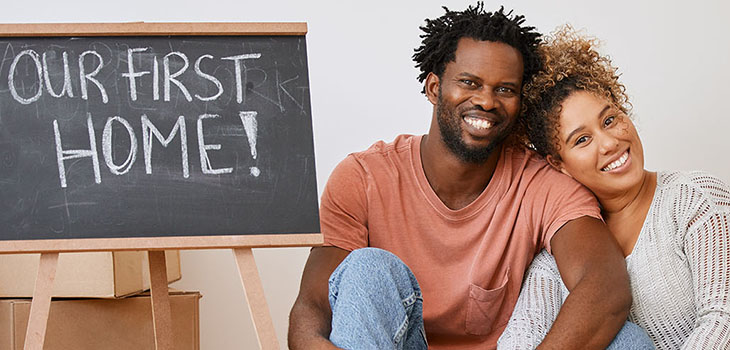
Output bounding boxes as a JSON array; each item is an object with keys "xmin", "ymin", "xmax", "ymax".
[
  {"xmin": 498, "ymin": 250, "xmax": 568, "ymax": 349},
  {"xmin": 682, "ymin": 209, "xmax": 730, "ymax": 349},
  {"xmin": 681, "ymin": 173, "xmax": 730, "ymax": 349}
]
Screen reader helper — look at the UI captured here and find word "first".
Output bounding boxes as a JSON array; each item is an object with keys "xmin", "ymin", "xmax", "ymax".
[{"xmin": 8, "ymin": 48, "xmax": 261, "ymax": 105}]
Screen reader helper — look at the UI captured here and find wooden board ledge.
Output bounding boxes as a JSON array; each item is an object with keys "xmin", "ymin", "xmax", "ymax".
[{"xmin": 0, "ymin": 22, "xmax": 308, "ymax": 37}]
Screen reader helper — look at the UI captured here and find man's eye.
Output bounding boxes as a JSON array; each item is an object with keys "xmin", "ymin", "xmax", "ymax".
[
  {"xmin": 496, "ymin": 86, "xmax": 514, "ymax": 94},
  {"xmin": 604, "ymin": 116, "xmax": 615, "ymax": 127},
  {"xmin": 461, "ymin": 79, "xmax": 475, "ymax": 86}
]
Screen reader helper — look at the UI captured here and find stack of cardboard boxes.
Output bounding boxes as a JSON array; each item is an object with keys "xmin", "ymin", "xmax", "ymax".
[{"xmin": 0, "ymin": 251, "xmax": 200, "ymax": 349}]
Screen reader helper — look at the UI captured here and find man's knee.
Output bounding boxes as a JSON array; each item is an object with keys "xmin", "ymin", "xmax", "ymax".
[
  {"xmin": 608, "ymin": 322, "xmax": 654, "ymax": 350},
  {"xmin": 332, "ymin": 248, "xmax": 410, "ymax": 281},
  {"xmin": 329, "ymin": 247, "xmax": 419, "ymax": 299}
]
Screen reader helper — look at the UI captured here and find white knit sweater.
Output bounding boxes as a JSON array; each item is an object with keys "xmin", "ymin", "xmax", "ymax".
[{"xmin": 498, "ymin": 171, "xmax": 730, "ymax": 349}]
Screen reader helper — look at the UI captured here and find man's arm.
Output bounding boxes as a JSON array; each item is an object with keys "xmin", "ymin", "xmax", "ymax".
[
  {"xmin": 538, "ymin": 216, "xmax": 631, "ymax": 350},
  {"xmin": 288, "ymin": 246, "xmax": 350, "ymax": 350}
]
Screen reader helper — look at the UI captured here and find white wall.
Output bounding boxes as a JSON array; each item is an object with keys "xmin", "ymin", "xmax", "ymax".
[{"xmin": 3, "ymin": 0, "xmax": 728, "ymax": 348}]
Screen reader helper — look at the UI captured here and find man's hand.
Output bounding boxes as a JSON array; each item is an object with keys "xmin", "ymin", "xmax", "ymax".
[
  {"xmin": 539, "ymin": 216, "xmax": 631, "ymax": 349},
  {"xmin": 288, "ymin": 246, "xmax": 350, "ymax": 350}
]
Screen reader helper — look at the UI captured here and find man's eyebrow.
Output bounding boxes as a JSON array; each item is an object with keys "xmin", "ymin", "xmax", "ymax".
[
  {"xmin": 454, "ymin": 73, "xmax": 520, "ymax": 87},
  {"xmin": 455, "ymin": 72, "xmax": 480, "ymax": 80},
  {"xmin": 563, "ymin": 104, "xmax": 612, "ymax": 144}
]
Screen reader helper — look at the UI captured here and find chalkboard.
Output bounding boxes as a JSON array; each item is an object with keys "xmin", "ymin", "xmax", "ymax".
[{"xmin": 0, "ymin": 24, "xmax": 320, "ymax": 245}]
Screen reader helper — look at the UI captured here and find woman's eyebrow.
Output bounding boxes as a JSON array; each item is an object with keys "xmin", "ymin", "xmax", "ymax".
[
  {"xmin": 565, "ymin": 126, "xmax": 585, "ymax": 144},
  {"xmin": 563, "ymin": 105, "xmax": 612, "ymax": 144}
]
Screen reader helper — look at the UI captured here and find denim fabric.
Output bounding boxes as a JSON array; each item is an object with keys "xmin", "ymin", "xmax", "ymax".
[
  {"xmin": 328, "ymin": 248, "xmax": 653, "ymax": 349},
  {"xmin": 328, "ymin": 248, "xmax": 427, "ymax": 350},
  {"xmin": 608, "ymin": 321, "xmax": 656, "ymax": 349}
]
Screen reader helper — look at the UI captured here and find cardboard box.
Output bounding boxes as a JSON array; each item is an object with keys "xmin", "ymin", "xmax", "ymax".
[
  {"xmin": 0, "ymin": 291, "xmax": 200, "ymax": 350},
  {"xmin": 0, "ymin": 251, "xmax": 181, "ymax": 298}
]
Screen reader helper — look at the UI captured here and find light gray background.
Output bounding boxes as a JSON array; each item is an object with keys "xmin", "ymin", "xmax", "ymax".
[{"xmin": 2, "ymin": 0, "xmax": 728, "ymax": 348}]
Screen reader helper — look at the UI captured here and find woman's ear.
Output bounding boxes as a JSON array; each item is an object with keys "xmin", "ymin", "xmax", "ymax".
[
  {"xmin": 546, "ymin": 155, "xmax": 571, "ymax": 178},
  {"xmin": 424, "ymin": 72, "xmax": 440, "ymax": 105}
]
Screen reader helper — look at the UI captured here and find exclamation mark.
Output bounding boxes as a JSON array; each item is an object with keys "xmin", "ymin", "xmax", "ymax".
[{"xmin": 239, "ymin": 111, "xmax": 260, "ymax": 177}]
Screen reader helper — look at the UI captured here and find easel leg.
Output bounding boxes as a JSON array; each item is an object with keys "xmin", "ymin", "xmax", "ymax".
[
  {"xmin": 233, "ymin": 248, "xmax": 280, "ymax": 350},
  {"xmin": 23, "ymin": 252, "xmax": 59, "ymax": 350},
  {"xmin": 148, "ymin": 250, "xmax": 175, "ymax": 350}
]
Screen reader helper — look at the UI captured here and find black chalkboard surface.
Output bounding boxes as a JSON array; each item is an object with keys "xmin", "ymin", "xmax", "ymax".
[{"xmin": 0, "ymin": 25, "xmax": 320, "ymax": 243}]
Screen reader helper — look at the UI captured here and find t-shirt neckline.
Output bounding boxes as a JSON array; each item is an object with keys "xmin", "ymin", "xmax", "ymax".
[{"xmin": 410, "ymin": 134, "xmax": 507, "ymax": 221}]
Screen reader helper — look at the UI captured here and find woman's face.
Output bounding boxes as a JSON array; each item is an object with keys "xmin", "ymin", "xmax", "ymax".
[{"xmin": 551, "ymin": 90, "xmax": 645, "ymax": 197}]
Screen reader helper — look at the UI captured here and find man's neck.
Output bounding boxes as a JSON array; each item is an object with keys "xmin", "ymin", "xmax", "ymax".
[{"xmin": 419, "ymin": 134, "xmax": 502, "ymax": 210}]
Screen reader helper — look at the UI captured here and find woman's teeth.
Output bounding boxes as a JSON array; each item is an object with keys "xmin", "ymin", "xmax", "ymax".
[
  {"xmin": 464, "ymin": 117, "xmax": 492, "ymax": 130},
  {"xmin": 602, "ymin": 151, "xmax": 629, "ymax": 171}
]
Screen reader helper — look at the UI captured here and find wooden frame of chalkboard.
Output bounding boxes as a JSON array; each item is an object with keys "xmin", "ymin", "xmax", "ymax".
[
  {"xmin": 0, "ymin": 22, "xmax": 322, "ymax": 254},
  {"xmin": 0, "ymin": 23, "xmax": 322, "ymax": 349}
]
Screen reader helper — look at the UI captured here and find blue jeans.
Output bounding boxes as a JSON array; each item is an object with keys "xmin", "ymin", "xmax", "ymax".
[
  {"xmin": 328, "ymin": 248, "xmax": 653, "ymax": 349},
  {"xmin": 328, "ymin": 248, "xmax": 427, "ymax": 349}
]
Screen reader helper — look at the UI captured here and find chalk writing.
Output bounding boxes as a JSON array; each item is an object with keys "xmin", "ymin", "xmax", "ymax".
[
  {"xmin": 7, "ymin": 47, "xmax": 261, "ymax": 105},
  {"xmin": 53, "ymin": 111, "xmax": 260, "ymax": 187},
  {"xmin": 0, "ymin": 34, "xmax": 318, "ymax": 240}
]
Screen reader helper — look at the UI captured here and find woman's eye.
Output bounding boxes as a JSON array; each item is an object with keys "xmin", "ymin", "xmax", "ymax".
[
  {"xmin": 575, "ymin": 135, "xmax": 588, "ymax": 145},
  {"xmin": 604, "ymin": 116, "xmax": 615, "ymax": 127}
]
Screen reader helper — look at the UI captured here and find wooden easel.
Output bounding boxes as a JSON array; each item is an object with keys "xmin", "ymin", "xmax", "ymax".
[
  {"xmin": 13, "ymin": 234, "xmax": 321, "ymax": 350},
  {"xmin": 0, "ymin": 21, "xmax": 320, "ymax": 349}
]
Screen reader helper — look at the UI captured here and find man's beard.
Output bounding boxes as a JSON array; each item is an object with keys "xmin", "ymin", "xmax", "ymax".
[{"xmin": 436, "ymin": 93, "xmax": 513, "ymax": 163}]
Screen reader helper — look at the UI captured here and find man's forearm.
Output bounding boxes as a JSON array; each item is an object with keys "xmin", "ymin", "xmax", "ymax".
[
  {"xmin": 288, "ymin": 297, "xmax": 341, "ymax": 350},
  {"xmin": 537, "ymin": 272, "xmax": 631, "ymax": 349},
  {"xmin": 545, "ymin": 216, "xmax": 632, "ymax": 349},
  {"xmin": 288, "ymin": 247, "xmax": 350, "ymax": 350}
]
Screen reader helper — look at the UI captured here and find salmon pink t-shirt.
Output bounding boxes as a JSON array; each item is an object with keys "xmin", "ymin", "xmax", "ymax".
[{"xmin": 320, "ymin": 134, "xmax": 600, "ymax": 349}]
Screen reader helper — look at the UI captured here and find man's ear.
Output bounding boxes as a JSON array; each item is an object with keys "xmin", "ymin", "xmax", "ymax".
[
  {"xmin": 546, "ymin": 155, "xmax": 571, "ymax": 177},
  {"xmin": 424, "ymin": 72, "xmax": 440, "ymax": 105}
]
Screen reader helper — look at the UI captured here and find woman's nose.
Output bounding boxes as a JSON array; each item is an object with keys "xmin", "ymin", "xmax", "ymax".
[{"xmin": 598, "ymin": 132, "xmax": 620, "ymax": 155}]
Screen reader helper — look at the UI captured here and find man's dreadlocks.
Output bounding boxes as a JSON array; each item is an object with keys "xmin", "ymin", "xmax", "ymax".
[{"xmin": 413, "ymin": 2, "xmax": 541, "ymax": 93}]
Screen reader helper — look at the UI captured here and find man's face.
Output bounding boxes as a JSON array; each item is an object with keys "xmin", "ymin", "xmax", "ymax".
[{"xmin": 430, "ymin": 38, "xmax": 524, "ymax": 163}]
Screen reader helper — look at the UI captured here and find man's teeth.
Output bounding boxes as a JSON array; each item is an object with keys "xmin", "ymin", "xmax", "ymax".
[
  {"xmin": 464, "ymin": 117, "xmax": 492, "ymax": 130},
  {"xmin": 602, "ymin": 152, "xmax": 629, "ymax": 171}
]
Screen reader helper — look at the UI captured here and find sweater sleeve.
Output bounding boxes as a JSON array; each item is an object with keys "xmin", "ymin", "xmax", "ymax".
[
  {"xmin": 497, "ymin": 250, "xmax": 568, "ymax": 349},
  {"xmin": 681, "ymin": 174, "xmax": 730, "ymax": 349}
]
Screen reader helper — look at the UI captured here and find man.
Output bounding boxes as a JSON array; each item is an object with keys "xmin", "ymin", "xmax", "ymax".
[{"xmin": 289, "ymin": 4, "xmax": 633, "ymax": 349}]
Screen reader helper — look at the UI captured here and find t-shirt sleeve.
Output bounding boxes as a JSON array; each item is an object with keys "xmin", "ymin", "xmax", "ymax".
[
  {"xmin": 319, "ymin": 154, "xmax": 369, "ymax": 251},
  {"xmin": 530, "ymin": 167, "xmax": 602, "ymax": 253}
]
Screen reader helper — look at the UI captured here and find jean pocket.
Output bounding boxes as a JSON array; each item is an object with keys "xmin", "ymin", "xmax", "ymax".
[{"xmin": 465, "ymin": 268, "xmax": 510, "ymax": 335}]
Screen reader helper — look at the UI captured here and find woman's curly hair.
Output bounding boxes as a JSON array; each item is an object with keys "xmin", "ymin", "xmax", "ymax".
[{"xmin": 518, "ymin": 25, "xmax": 631, "ymax": 160}]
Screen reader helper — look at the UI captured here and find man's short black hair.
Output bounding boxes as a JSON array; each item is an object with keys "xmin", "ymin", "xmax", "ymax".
[{"xmin": 413, "ymin": 2, "xmax": 541, "ymax": 93}]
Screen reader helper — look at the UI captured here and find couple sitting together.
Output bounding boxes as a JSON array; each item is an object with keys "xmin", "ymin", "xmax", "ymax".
[{"xmin": 289, "ymin": 3, "xmax": 730, "ymax": 349}]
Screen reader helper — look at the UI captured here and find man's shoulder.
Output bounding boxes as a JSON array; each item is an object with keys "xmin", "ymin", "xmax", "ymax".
[
  {"xmin": 341, "ymin": 134, "xmax": 417, "ymax": 172},
  {"xmin": 501, "ymin": 145, "xmax": 594, "ymax": 201},
  {"xmin": 328, "ymin": 134, "xmax": 417, "ymax": 184},
  {"xmin": 502, "ymin": 145, "xmax": 566, "ymax": 180},
  {"xmin": 350, "ymin": 134, "xmax": 416, "ymax": 160}
]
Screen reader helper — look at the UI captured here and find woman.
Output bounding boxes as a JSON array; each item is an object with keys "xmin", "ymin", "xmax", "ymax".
[{"xmin": 498, "ymin": 27, "xmax": 730, "ymax": 349}]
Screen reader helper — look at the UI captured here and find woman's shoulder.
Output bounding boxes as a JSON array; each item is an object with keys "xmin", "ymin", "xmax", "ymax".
[
  {"xmin": 657, "ymin": 170, "xmax": 730, "ymax": 219},
  {"xmin": 657, "ymin": 170, "xmax": 730, "ymax": 200}
]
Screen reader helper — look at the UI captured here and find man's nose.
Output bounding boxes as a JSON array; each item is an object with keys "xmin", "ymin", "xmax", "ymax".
[{"xmin": 470, "ymin": 88, "xmax": 497, "ymax": 111}]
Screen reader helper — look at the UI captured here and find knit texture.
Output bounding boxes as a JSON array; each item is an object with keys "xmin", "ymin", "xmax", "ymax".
[{"xmin": 498, "ymin": 171, "xmax": 730, "ymax": 349}]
